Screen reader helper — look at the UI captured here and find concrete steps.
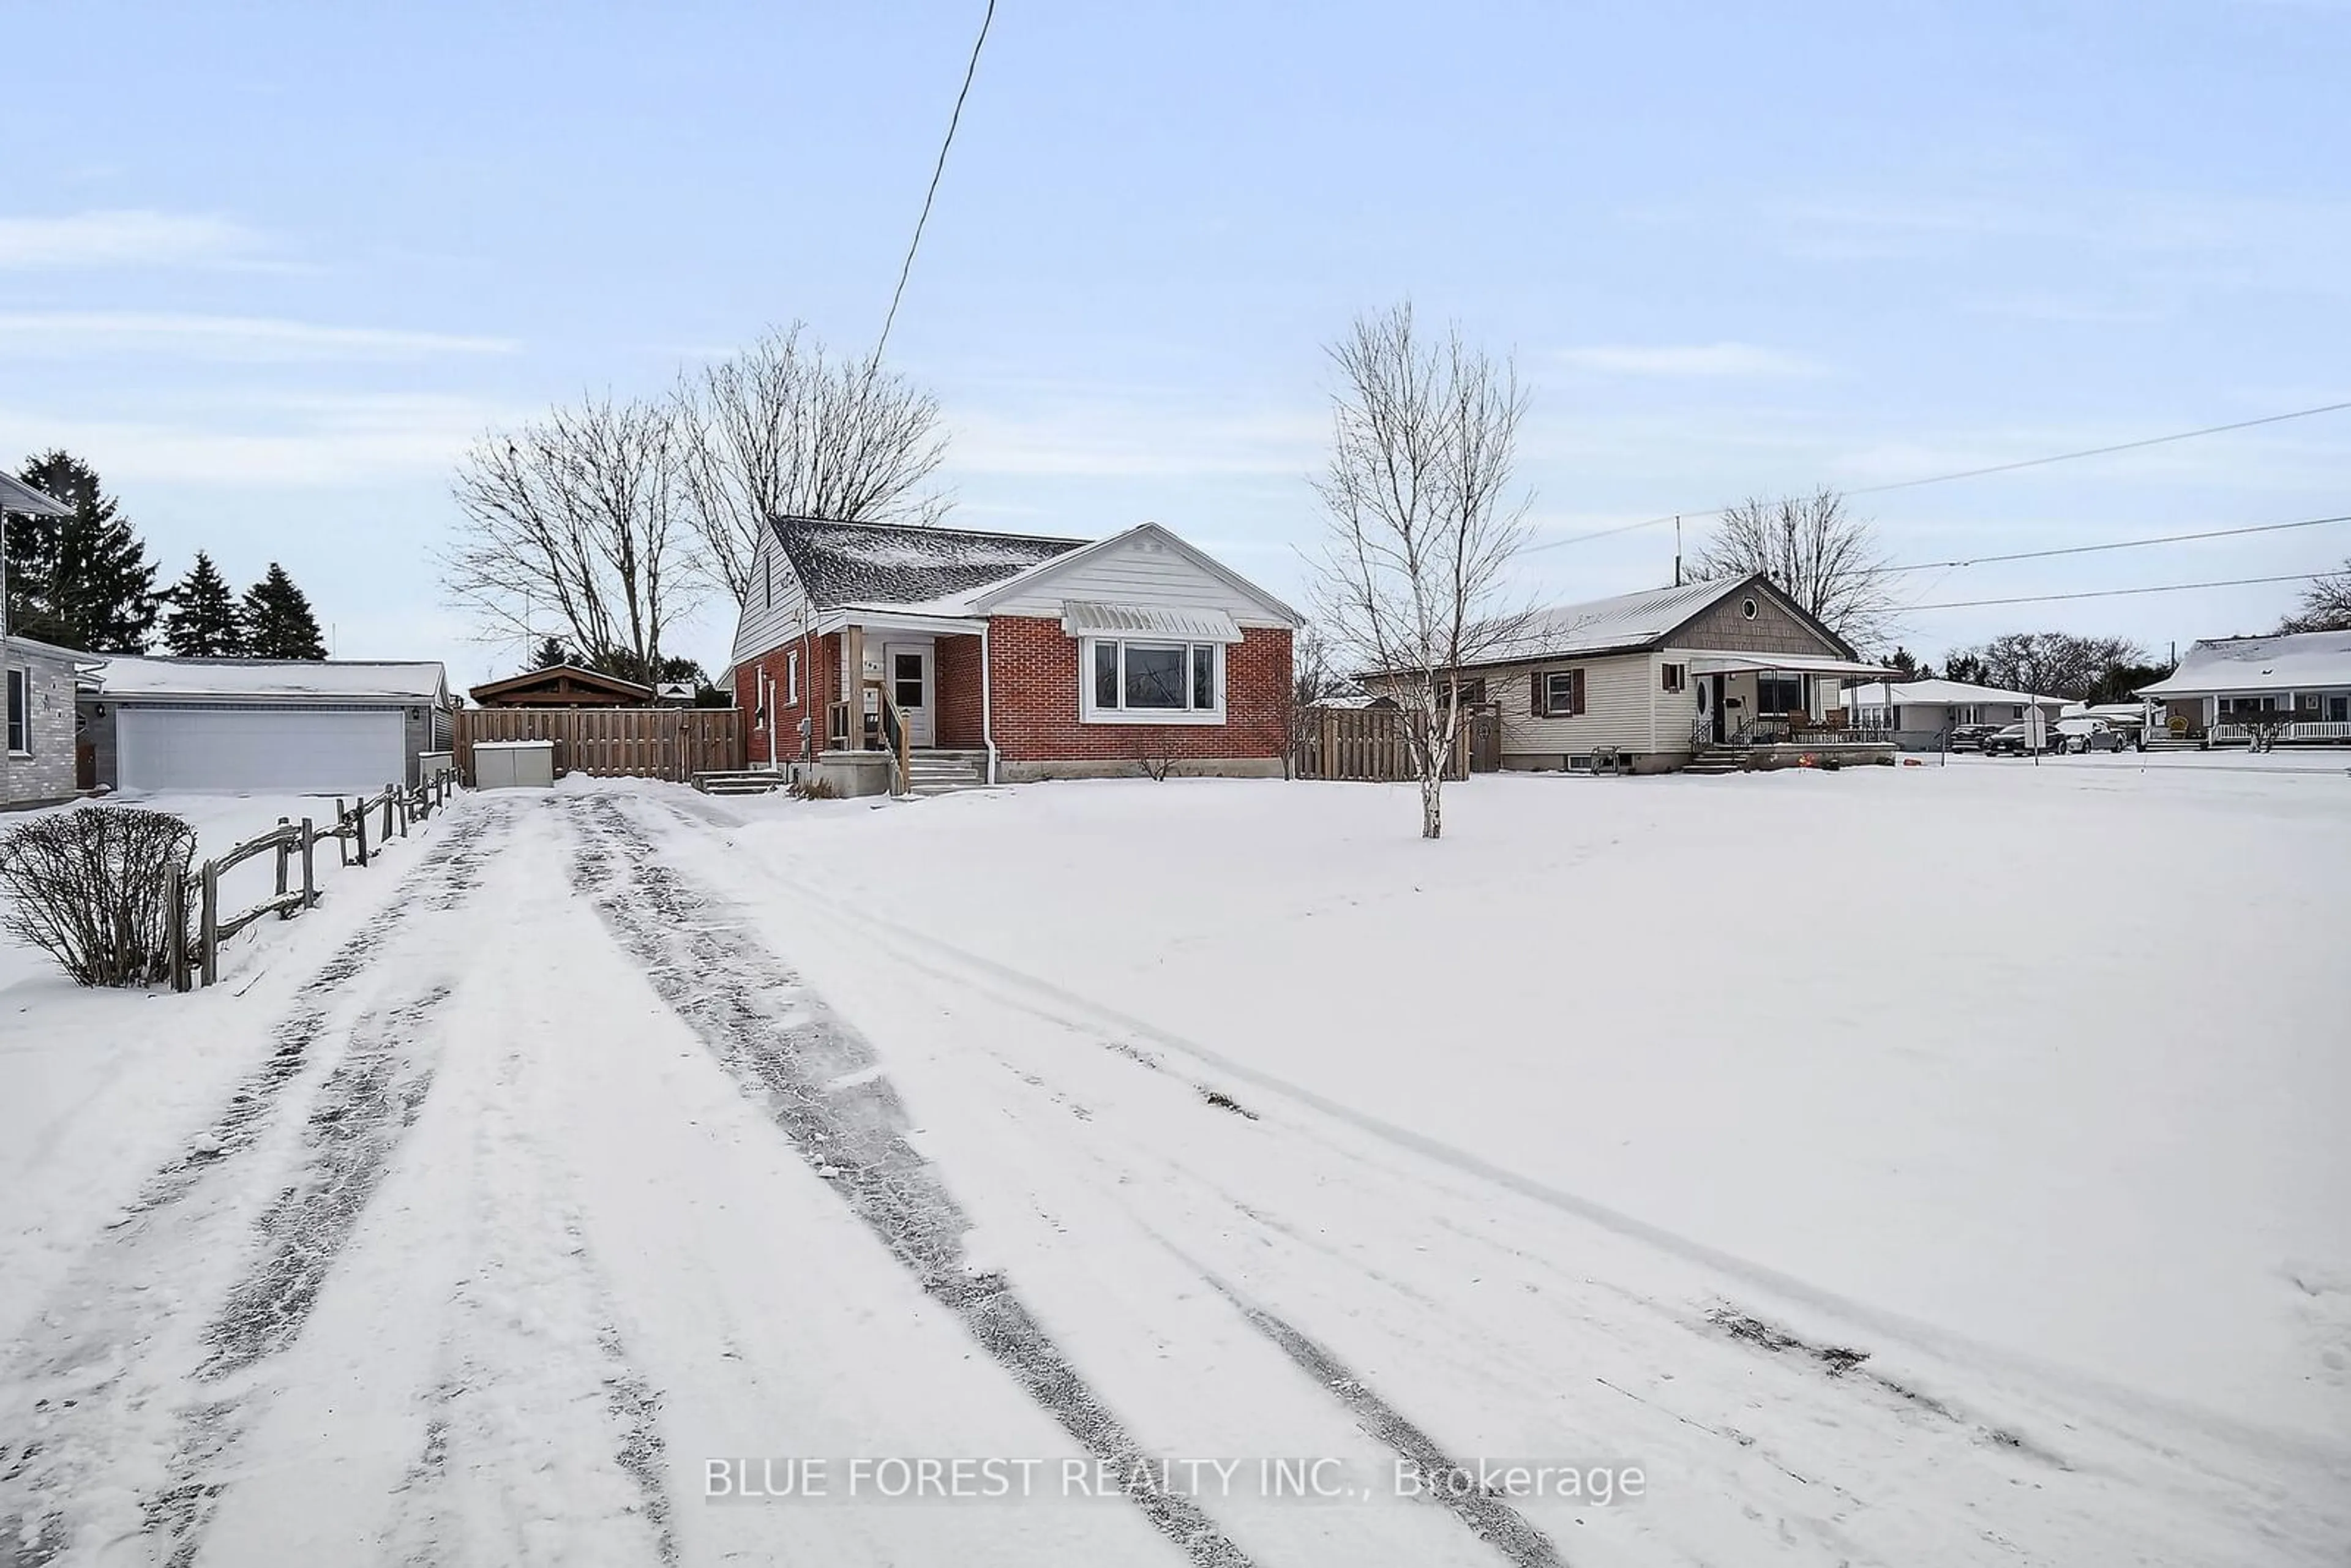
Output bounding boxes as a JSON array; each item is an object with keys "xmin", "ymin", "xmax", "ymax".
[
  {"xmin": 693, "ymin": 769, "xmax": 784, "ymax": 796},
  {"xmin": 904, "ymin": 749, "xmax": 989, "ymax": 798}
]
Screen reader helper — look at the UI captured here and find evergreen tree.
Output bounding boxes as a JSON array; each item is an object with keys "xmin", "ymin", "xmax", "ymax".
[
  {"xmin": 530, "ymin": 634, "xmax": 572, "ymax": 670},
  {"xmin": 161, "ymin": 552, "xmax": 245, "ymax": 656},
  {"xmin": 239, "ymin": 562, "xmax": 328, "ymax": 659},
  {"xmin": 7, "ymin": 451, "xmax": 160, "ymax": 652}
]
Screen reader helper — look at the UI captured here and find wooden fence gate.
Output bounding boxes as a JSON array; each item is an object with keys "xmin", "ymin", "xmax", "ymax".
[
  {"xmin": 1292, "ymin": 706, "xmax": 1478, "ymax": 782},
  {"xmin": 454, "ymin": 707, "xmax": 742, "ymax": 784}
]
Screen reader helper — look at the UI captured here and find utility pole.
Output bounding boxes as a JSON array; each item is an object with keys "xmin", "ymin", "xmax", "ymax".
[{"xmin": 1673, "ymin": 516, "xmax": 1683, "ymax": 587}]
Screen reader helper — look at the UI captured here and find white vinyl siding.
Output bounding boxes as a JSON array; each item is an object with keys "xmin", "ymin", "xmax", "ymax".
[
  {"xmin": 983, "ymin": 531, "xmax": 1291, "ymax": 626},
  {"xmin": 729, "ymin": 527, "xmax": 815, "ymax": 666},
  {"xmin": 1491, "ymin": 653, "xmax": 1659, "ymax": 760}
]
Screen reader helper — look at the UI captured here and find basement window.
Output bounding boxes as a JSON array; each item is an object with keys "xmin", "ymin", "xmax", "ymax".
[{"xmin": 1083, "ymin": 639, "xmax": 1224, "ymax": 724}]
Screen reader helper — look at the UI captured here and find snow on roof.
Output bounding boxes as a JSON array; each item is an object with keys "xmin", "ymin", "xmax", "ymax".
[
  {"xmin": 1844, "ymin": 678, "xmax": 2065, "ymax": 708},
  {"xmin": 98, "ymin": 656, "xmax": 448, "ymax": 702},
  {"xmin": 774, "ymin": 516, "xmax": 1088, "ymax": 609},
  {"xmin": 1472, "ymin": 578, "xmax": 1749, "ymax": 664},
  {"xmin": 0, "ymin": 473, "xmax": 72, "ymax": 519},
  {"xmin": 2137, "ymin": 630, "xmax": 2351, "ymax": 697}
]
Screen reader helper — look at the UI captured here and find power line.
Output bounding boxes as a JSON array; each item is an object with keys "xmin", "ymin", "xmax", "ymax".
[
  {"xmin": 1901, "ymin": 571, "xmax": 2317, "ymax": 612},
  {"xmin": 1524, "ymin": 397, "xmax": 2351, "ymax": 556},
  {"xmin": 870, "ymin": 0, "xmax": 996, "ymax": 372},
  {"xmin": 1881, "ymin": 511, "xmax": 2351, "ymax": 576},
  {"xmin": 1850, "ymin": 400, "xmax": 2351, "ymax": 495}
]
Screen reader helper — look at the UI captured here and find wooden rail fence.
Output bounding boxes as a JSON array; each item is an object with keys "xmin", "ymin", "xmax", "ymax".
[
  {"xmin": 168, "ymin": 766, "xmax": 460, "ymax": 991},
  {"xmin": 454, "ymin": 707, "xmax": 741, "ymax": 784}
]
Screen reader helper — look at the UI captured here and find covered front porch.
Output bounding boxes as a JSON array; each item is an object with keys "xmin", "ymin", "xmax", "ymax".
[
  {"xmin": 1685, "ymin": 651, "xmax": 1900, "ymax": 771},
  {"xmin": 786, "ymin": 609, "xmax": 992, "ymax": 797}
]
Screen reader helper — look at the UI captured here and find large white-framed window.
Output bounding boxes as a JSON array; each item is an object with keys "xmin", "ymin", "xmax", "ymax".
[
  {"xmin": 6, "ymin": 667, "xmax": 29, "ymax": 755},
  {"xmin": 1081, "ymin": 638, "xmax": 1224, "ymax": 724}
]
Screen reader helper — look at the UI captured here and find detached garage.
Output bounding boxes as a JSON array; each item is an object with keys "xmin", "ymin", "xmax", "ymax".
[{"xmin": 84, "ymin": 658, "xmax": 452, "ymax": 794}]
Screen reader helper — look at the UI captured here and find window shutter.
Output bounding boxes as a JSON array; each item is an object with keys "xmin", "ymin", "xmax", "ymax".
[
  {"xmin": 1573, "ymin": 669, "xmax": 1588, "ymax": 716},
  {"xmin": 1530, "ymin": 670, "xmax": 1547, "ymax": 716}
]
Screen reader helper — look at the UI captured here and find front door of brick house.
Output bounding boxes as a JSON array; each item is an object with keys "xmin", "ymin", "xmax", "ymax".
[{"xmin": 885, "ymin": 643, "xmax": 933, "ymax": 747}]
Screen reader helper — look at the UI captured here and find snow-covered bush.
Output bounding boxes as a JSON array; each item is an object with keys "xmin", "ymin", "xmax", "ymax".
[{"xmin": 0, "ymin": 807, "xmax": 197, "ymax": 986}]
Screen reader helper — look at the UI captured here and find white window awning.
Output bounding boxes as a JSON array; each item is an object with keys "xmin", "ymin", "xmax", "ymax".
[
  {"xmin": 1061, "ymin": 601, "xmax": 1243, "ymax": 643},
  {"xmin": 1685, "ymin": 651, "xmax": 1899, "ymax": 678}
]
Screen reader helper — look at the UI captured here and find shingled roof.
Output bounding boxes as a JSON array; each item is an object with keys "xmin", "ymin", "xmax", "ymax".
[{"xmin": 773, "ymin": 516, "xmax": 1088, "ymax": 610}]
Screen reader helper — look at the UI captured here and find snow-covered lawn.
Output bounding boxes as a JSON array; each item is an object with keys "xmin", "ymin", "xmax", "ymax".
[{"xmin": 2, "ymin": 761, "xmax": 2344, "ymax": 1564}]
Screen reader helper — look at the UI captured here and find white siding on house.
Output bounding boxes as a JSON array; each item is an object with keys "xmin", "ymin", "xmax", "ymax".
[
  {"xmin": 729, "ymin": 527, "xmax": 814, "ymax": 665},
  {"xmin": 982, "ymin": 531, "xmax": 1292, "ymax": 626},
  {"xmin": 1488, "ymin": 651, "xmax": 1661, "ymax": 762}
]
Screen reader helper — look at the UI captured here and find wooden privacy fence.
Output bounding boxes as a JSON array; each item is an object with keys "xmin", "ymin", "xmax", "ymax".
[
  {"xmin": 1292, "ymin": 706, "xmax": 1488, "ymax": 782},
  {"xmin": 454, "ymin": 707, "xmax": 741, "ymax": 784}
]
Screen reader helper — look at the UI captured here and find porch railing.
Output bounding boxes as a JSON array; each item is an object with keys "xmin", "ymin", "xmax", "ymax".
[
  {"xmin": 2210, "ymin": 719, "xmax": 2351, "ymax": 746},
  {"xmin": 1715, "ymin": 715, "xmax": 1894, "ymax": 748},
  {"xmin": 823, "ymin": 683, "xmax": 912, "ymax": 793}
]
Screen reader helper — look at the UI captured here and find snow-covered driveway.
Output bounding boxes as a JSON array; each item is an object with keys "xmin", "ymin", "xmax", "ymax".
[{"xmin": 2, "ymin": 769, "xmax": 2344, "ymax": 1566}]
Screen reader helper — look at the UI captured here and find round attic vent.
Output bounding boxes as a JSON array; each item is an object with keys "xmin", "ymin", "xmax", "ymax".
[{"xmin": 1741, "ymin": 597, "xmax": 1758, "ymax": 620}]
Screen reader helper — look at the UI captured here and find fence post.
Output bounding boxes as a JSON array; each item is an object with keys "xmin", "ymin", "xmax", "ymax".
[
  {"xmin": 354, "ymin": 796, "xmax": 369, "ymax": 867},
  {"xmin": 301, "ymin": 818, "xmax": 317, "ymax": 908},
  {"xmin": 274, "ymin": 816, "xmax": 292, "ymax": 918},
  {"xmin": 167, "ymin": 865, "xmax": 189, "ymax": 992},
  {"xmin": 381, "ymin": 789, "xmax": 394, "ymax": 843},
  {"xmin": 332, "ymin": 797, "xmax": 348, "ymax": 866},
  {"xmin": 199, "ymin": 860, "xmax": 219, "ymax": 988}
]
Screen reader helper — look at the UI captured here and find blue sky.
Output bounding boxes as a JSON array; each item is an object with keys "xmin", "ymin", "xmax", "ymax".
[{"xmin": 4, "ymin": 0, "xmax": 2347, "ymax": 685}]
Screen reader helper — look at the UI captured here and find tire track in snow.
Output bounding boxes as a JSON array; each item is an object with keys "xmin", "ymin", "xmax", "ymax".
[
  {"xmin": 0, "ymin": 804, "xmax": 511, "ymax": 1568},
  {"xmin": 127, "ymin": 804, "xmax": 498, "ymax": 1221},
  {"xmin": 564, "ymin": 794, "xmax": 1256, "ymax": 1568}
]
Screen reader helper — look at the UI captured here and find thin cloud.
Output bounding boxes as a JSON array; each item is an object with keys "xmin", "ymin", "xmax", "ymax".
[
  {"xmin": 0, "ymin": 210, "xmax": 268, "ymax": 269},
  {"xmin": 1556, "ymin": 342, "xmax": 1824, "ymax": 378},
  {"xmin": 0, "ymin": 312, "xmax": 517, "ymax": 360},
  {"xmin": 0, "ymin": 392, "xmax": 523, "ymax": 487}
]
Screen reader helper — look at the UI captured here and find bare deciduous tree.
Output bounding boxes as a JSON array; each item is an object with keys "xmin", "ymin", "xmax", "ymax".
[
  {"xmin": 2279, "ymin": 557, "xmax": 2351, "ymax": 634},
  {"xmin": 1948, "ymin": 630, "xmax": 2148, "ymax": 699},
  {"xmin": 445, "ymin": 396, "xmax": 696, "ymax": 677},
  {"xmin": 1313, "ymin": 303, "xmax": 1532, "ymax": 839},
  {"xmin": 675, "ymin": 323, "xmax": 951, "ymax": 604},
  {"xmin": 1694, "ymin": 488, "xmax": 1899, "ymax": 651}
]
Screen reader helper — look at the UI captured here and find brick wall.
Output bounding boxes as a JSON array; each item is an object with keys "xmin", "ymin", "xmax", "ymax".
[
  {"xmin": 2, "ymin": 648, "xmax": 79, "ymax": 805},
  {"xmin": 986, "ymin": 615, "xmax": 1291, "ymax": 763},
  {"xmin": 733, "ymin": 630, "xmax": 839, "ymax": 763},
  {"xmin": 933, "ymin": 634, "xmax": 984, "ymax": 748}
]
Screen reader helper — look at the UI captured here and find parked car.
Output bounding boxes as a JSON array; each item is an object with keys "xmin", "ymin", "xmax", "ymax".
[
  {"xmin": 1948, "ymin": 722, "xmax": 2003, "ymax": 752},
  {"xmin": 1981, "ymin": 722, "xmax": 2045, "ymax": 756},
  {"xmin": 2055, "ymin": 716, "xmax": 2128, "ymax": 753}
]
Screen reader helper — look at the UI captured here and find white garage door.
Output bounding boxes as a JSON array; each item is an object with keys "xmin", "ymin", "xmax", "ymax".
[{"xmin": 118, "ymin": 706, "xmax": 407, "ymax": 793}]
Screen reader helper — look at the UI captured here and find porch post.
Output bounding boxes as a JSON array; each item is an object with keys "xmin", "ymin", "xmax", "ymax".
[{"xmin": 844, "ymin": 624, "xmax": 866, "ymax": 747}]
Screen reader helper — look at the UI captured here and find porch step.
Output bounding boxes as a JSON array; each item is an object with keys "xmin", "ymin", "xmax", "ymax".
[
  {"xmin": 694, "ymin": 769, "xmax": 784, "ymax": 795},
  {"xmin": 903, "ymin": 749, "xmax": 989, "ymax": 798},
  {"xmin": 1682, "ymin": 754, "xmax": 1746, "ymax": 776}
]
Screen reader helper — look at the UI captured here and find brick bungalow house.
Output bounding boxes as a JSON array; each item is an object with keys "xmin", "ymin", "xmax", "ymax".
[{"xmin": 730, "ymin": 516, "xmax": 1300, "ymax": 790}]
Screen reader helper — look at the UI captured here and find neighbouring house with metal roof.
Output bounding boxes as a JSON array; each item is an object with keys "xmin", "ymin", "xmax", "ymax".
[
  {"xmin": 1840, "ymin": 678, "xmax": 2071, "ymax": 751},
  {"xmin": 1405, "ymin": 574, "xmax": 1896, "ymax": 774},
  {"xmin": 80, "ymin": 656, "xmax": 454, "ymax": 793},
  {"xmin": 729, "ymin": 516, "xmax": 1302, "ymax": 793},
  {"xmin": 2137, "ymin": 631, "xmax": 2351, "ymax": 745},
  {"xmin": 1, "ymin": 476, "xmax": 93, "ymax": 808}
]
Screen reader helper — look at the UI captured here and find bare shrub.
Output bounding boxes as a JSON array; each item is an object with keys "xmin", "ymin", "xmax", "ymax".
[
  {"xmin": 787, "ymin": 775, "xmax": 842, "ymax": 801},
  {"xmin": 0, "ymin": 807, "xmax": 197, "ymax": 986}
]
